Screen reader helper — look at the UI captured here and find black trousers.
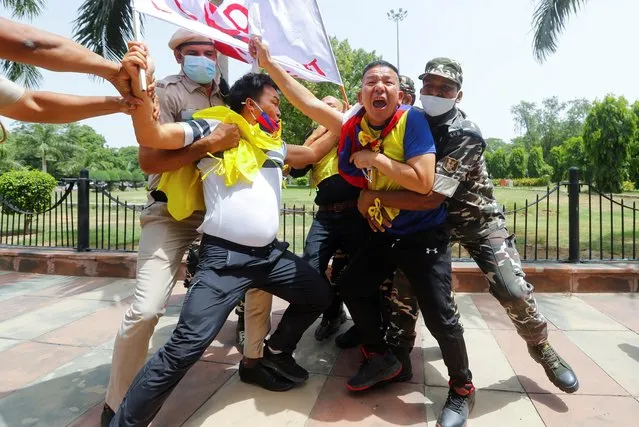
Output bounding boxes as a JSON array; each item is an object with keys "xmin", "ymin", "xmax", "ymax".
[
  {"xmin": 302, "ymin": 208, "xmax": 369, "ymax": 319},
  {"xmin": 339, "ymin": 225, "xmax": 472, "ymax": 386},
  {"xmin": 111, "ymin": 234, "xmax": 331, "ymax": 426}
]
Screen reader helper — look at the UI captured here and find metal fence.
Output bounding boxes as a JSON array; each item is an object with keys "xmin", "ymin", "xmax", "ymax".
[{"xmin": 1, "ymin": 168, "xmax": 638, "ymax": 262}]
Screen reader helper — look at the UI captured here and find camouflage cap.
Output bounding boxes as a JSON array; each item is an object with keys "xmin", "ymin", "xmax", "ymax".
[
  {"xmin": 418, "ymin": 57, "xmax": 463, "ymax": 87},
  {"xmin": 399, "ymin": 75, "xmax": 415, "ymax": 94}
]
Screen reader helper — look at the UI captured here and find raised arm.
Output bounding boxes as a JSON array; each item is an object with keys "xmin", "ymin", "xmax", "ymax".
[
  {"xmin": 123, "ymin": 42, "xmax": 239, "ymax": 153},
  {"xmin": 249, "ymin": 37, "xmax": 343, "ymax": 135}
]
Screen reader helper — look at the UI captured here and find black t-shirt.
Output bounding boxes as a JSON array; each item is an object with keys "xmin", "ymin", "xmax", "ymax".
[{"xmin": 290, "ymin": 165, "xmax": 360, "ymax": 206}]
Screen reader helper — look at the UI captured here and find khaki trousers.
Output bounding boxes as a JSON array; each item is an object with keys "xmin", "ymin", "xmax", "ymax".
[
  {"xmin": 243, "ymin": 288, "xmax": 274, "ymax": 358},
  {"xmin": 105, "ymin": 201, "xmax": 202, "ymax": 409}
]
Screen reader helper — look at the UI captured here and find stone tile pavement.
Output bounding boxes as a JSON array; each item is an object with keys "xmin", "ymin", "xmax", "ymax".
[{"xmin": 1, "ymin": 271, "xmax": 638, "ymax": 426}]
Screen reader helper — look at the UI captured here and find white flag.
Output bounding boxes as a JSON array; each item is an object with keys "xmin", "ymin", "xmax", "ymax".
[{"xmin": 133, "ymin": 0, "xmax": 342, "ymax": 86}]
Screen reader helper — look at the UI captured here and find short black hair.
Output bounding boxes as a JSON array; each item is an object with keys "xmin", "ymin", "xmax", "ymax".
[
  {"xmin": 361, "ymin": 60, "xmax": 400, "ymax": 82},
  {"xmin": 227, "ymin": 73, "xmax": 279, "ymax": 114}
]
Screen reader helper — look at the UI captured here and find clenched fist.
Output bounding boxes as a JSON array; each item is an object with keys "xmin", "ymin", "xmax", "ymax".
[{"xmin": 199, "ymin": 122, "xmax": 240, "ymax": 153}]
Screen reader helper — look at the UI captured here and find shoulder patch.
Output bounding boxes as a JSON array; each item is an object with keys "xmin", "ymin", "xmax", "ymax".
[{"xmin": 442, "ymin": 156, "xmax": 460, "ymax": 174}]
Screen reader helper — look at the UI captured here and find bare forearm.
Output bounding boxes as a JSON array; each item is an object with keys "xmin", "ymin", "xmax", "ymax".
[
  {"xmin": 0, "ymin": 18, "xmax": 118, "ymax": 79},
  {"xmin": 286, "ymin": 132, "xmax": 338, "ymax": 168},
  {"xmin": 139, "ymin": 144, "xmax": 209, "ymax": 174},
  {"xmin": 0, "ymin": 92, "xmax": 123, "ymax": 123},
  {"xmin": 262, "ymin": 61, "xmax": 342, "ymax": 134},
  {"xmin": 366, "ymin": 189, "xmax": 446, "ymax": 211}
]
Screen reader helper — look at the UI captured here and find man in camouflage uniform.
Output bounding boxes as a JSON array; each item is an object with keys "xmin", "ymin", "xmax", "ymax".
[
  {"xmin": 399, "ymin": 75, "xmax": 416, "ymax": 106},
  {"xmin": 358, "ymin": 57, "xmax": 579, "ymax": 394}
]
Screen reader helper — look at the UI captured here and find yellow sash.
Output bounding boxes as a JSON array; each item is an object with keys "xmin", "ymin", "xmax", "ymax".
[{"xmin": 157, "ymin": 107, "xmax": 283, "ymax": 221}]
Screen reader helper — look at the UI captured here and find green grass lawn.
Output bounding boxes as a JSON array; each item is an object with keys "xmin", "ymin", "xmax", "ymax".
[{"xmin": 2, "ymin": 185, "xmax": 637, "ymax": 260}]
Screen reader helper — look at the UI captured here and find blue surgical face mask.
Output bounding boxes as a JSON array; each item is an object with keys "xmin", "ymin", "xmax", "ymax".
[{"xmin": 183, "ymin": 55, "xmax": 216, "ymax": 84}]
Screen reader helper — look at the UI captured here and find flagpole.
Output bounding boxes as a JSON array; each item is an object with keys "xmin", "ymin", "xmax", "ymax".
[
  {"xmin": 339, "ymin": 85, "xmax": 349, "ymax": 109},
  {"xmin": 132, "ymin": 9, "xmax": 147, "ymax": 91}
]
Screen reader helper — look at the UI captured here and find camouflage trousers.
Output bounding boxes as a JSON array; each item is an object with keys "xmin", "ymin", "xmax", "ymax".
[
  {"xmin": 330, "ymin": 251, "xmax": 419, "ymax": 350},
  {"xmin": 380, "ymin": 272, "xmax": 419, "ymax": 349},
  {"xmin": 461, "ymin": 227, "xmax": 547, "ymax": 345},
  {"xmin": 183, "ymin": 239, "xmax": 245, "ymax": 317}
]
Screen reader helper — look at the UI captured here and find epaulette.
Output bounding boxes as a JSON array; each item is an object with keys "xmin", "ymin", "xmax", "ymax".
[{"xmin": 155, "ymin": 74, "xmax": 181, "ymax": 89}]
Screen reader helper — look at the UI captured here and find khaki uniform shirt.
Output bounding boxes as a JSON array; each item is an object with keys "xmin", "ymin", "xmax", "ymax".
[{"xmin": 147, "ymin": 72, "xmax": 224, "ymax": 190}]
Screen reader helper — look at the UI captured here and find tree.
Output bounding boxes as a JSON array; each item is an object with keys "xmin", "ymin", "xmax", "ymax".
[
  {"xmin": 532, "ymin": 0, "xmax": 589, "ymax": 62},
  {"xmin": 511, "ymin": 97, "xmax": 591, "ymax": 156},
  {"xmin": 583, "ymin": 95, "xmax": 637, "ymax": 193},
  {"xmin": 508, "ymin": 147, "xmax": 527, "ymax": 178},
  {"xmin": 279, "ymin": 37, "xmax": 380, "ymax": 146},
  {"xmin": 485, "ymin": 147, "xmax": 508, "ymax": 179},
  {"xmin": 527, "ymin": 146, "xmax": 553, "ymax": 178},
  {"xmin": 484, "ymin": 138, "xmax": 508, "ymax": 154},
  {"xmin": 8, "ymin": 123, "xmax": 76, "ymax": 174}
]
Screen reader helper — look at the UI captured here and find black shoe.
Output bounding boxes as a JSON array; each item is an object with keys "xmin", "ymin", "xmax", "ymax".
[
  {"xmin": 436, "ymin": 383, "xmax": 475, "ymax": 427},
  {"xmin": 390, "ymin": 346, "xmax": 413, "ymax": 382},
  {"xmin": 528, "ymin": 342, "xmax": 579, "ymax": 393},
  {"xmin": 261, "ymin": 343, "xmax": 309, "ymax": 384},
  {"xmin": 347, "ymin": 347, "xmax": 403, "ymax": 392},
  {"xmin": 315, "ymin": 310, "xmax": 347, "ymax": 341},
  {"xmin": 335, "ymin": 325, "xmax": 361, "ymax": 349},
  {"xmin": 235, "ymin": 315, "xmax": 245, "ymax": 353},
  {"xmin": 239, "ymin": 360, "xmax": 295, "ymax": 392},
  {"xmin": 100, "ymin": 404, "xmax": 115, "ymax": 427}
]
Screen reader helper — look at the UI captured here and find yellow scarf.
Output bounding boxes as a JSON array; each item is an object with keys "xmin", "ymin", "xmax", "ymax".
[{"xmin": 157, "ymin": 106, "xmax": 283, "ymax": 221}]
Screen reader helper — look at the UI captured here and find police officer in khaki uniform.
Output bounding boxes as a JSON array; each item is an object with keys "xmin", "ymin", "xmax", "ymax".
[
  {"xmin": 102, "ymin": 29, "xmax": 234, "ymax": 425},
  {"xmin": 358, "ymin": 58, "xmax": 579, "ymax": 401}
]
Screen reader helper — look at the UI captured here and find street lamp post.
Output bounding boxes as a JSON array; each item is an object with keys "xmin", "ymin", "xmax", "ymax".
[{"xmin": 387, "ymin": 8, "xmax": 408, "ymax": 72}]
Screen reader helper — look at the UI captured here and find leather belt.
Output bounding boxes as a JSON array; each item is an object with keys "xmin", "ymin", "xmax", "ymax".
[{"xmin": 317, "ymin": 200, "xmax": 358, "ymax": 213}]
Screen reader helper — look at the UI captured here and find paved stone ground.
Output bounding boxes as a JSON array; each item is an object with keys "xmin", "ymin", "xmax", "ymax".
[{"xmin": 1, "ymin": 271, "xmax": 638, "ymax": 426}]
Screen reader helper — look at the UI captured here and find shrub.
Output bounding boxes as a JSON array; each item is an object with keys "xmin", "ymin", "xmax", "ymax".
[
  {"xmin": 512, "ymin": 176, "xmax": 551, "ymax": 187},
  {"xmin": 0, "ymin": 169, "xmax": 57, "ymax": 214},
  {"xmin": 295, "ymin": 176, "xmax": 309, "ymax": 186},
  {"xmin": 622, "ymin": 181, "xmax": 636, "ymax": 192},
  {"xmin": 91, "ymin": 170, "xmax": 110, "ymax": 182}
]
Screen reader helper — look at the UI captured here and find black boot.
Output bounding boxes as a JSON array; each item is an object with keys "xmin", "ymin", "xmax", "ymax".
[
  {"xmin": 437, "ymin": 382, "xmax": 475, "ymax": 427},
  {"xmin": 100, "ymin": 403, "xmax": 115, "ymax": 427},
  {"xmin": 239, "ymin": 360, "xmax": 295, "ymax": 392},
  {"xmin": 347, "ymin": 346, "xmax": 403, "ymax": 392},
  {"xmin": 528, "ymin": 342, "xmax": 579, "ymax": 393},
  {"xmin": 390, "ymin": 346, "xmax": 413, "ymax": 382},
  {"xmin": 315, "ymin": 310, "xmax": 347, "ymax": 341},
  {"xmin": 335, "ymin": 325, "xmax": 361, "ymax": 349},
  {"xmin": 261, "ymin": 342, "xmax": 309, "ymax": 383}
]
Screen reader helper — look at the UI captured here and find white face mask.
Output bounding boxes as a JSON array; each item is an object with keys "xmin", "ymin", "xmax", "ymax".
[{"xmin": 420, "ymin": 95, "xmax": 457, "ymax": 117}]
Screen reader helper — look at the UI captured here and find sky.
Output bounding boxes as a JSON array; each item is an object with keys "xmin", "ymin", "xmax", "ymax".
[{"xmin": 2, "ymin": 0, "xmax": 639, "ymax": 148}]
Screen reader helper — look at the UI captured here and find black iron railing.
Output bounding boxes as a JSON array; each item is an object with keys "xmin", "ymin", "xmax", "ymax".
[{"xmin": 1, "ymin": 168, "xmax": 637, "ymax": 262}]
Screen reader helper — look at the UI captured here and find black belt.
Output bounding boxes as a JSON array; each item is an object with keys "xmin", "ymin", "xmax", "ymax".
[
  {"xmin": 202, "ymin": 234, "xmax": 277, "ymax": 258},
  {"xmin": 150, "ymin": 190, "xmax": 168, "ymax": 203},
  {"xmin": 317, "ymin": 200, "xmax": 358, "ymax": 213}
]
